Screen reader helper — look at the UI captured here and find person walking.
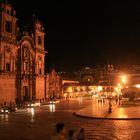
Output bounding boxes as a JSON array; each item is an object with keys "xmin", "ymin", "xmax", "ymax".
[
  {"xmin": 115, "ymin": 97, "xmax": 118, "ymax": 104},
  {"xmin": 77, "ymin": 128, "xmax": 86, "ymax": 140},
  {"xmin": 51, "ymin": 123, "xmax": 67, "ymax": 140},
  {"xmin": 108, "ymin": 99, "xmax": 112, "ymax": 113},
  {"xmin": 67, "ymin": 130, "xmax": 77, "ymax": 140},
  {"xmin": 119, "ymin": 95, "xmax": 122, "ymax": 106}
]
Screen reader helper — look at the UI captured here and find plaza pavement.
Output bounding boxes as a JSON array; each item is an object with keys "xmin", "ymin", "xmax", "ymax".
[{"xmin": 74, "ymin": 98, "xmax": 140, "ymax": 119}]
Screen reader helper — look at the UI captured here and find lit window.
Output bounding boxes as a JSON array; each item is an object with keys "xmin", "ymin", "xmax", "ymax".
[{"xmin": 38, "ymin": 36, "xmax": 42, "ymax": 45}]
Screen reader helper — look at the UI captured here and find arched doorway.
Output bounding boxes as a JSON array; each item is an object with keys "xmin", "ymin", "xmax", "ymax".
[
  {"xmin": 23, "ymin": 86, "xmax": 28, "ymax": 101},
  {"xmin": 16, "ymin": 42, "xmax": 36, "ymax": 102},
  {"xmin": 52, "ymin": 90, "xmax": 55, "ymax": 98}
]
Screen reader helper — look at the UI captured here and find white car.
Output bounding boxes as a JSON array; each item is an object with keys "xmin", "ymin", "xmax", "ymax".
[
  {"xmin": 27, "ymin": 101, "xmax": 41, "ymax": 108},
  {"xmin": 49, "ymin": 100, "xmax": 59, "ymax": 104},
  {"xmin": 0, "ymin": 108, "xmax": 9, "ymax": 114}
]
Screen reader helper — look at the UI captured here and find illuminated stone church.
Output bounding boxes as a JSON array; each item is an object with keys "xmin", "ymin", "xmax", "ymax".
[{"xmin": 0, "ymin": 2, "xmax": 62, "ymax": 104}]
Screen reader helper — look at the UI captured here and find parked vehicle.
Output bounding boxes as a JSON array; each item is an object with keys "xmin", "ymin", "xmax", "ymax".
[
  {"xmin": 27, "ymin": 101, "xmax": 41, "ymax": 108},
  {"xmin": 49, "ymin": 99, "xmax": 60, "ymax": 104},
  {"xmin": 0, "ymin": 108, "xmax": 9, "ymax": 114},
  {"xmin": 0, "ymin": 106, "xmax": 17, "ymax": 114}
]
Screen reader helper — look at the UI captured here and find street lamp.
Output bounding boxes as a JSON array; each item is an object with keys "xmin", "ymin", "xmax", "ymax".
[
  {"xmin": 135, "ymin": 84, "xmax": 140, "ymax": 88},
  {"xmin": 121, "ymin": 75, "xmax": 127, "ymax": 84}
]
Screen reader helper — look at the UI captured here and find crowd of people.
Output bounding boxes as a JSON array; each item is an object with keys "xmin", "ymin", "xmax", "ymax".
[
  {"xmin": 97, "ymin": 95, "xmax": 123, "ymax": 113},
  {"xmin": 97, "ymin": 95, "xmax": 123, "ymax": 104},
  {"xmin": 51, "ymin": 123, "xmax": 85, "ymax": 140}
]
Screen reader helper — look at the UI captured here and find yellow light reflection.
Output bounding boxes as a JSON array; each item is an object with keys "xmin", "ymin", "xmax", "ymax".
[
  {"xmin": 31, "ymin": 108, "xmax": 35, "ymax": 116},
  {"xmin": 118, "ymin": 108, "xmax": 128, "ymax": 118},
  {"xmin": 0, "ymin": 114, "xmax": 9, "ymax": 122},
  {"xmin": 79, "ymin": 97, "xmax": 83, "ymax": 103},
  {"xmin": 27, "ymin": 108, "xmax": 35, "ymax": 123},
  {"xmin": 49, "ymin": 104, "xmax": 55, "ymax": 112}
]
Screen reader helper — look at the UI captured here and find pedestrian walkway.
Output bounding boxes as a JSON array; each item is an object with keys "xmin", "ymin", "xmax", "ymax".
[
  {"xmin": 74, "ymin": 99, "xmax": 118, "ymax": 118},
  {"xmin": 74, "ymin": 98, "xmax": 140, "ymax": 119},
  {"xmin": 107, "ymin": 106, "xmax": 140, "ymax": 119}
]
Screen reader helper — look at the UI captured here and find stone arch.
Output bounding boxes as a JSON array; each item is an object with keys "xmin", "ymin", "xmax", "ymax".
[
  {"xmin": 6, "ymin": 63, "xmax": 10, "ymax": 72},
  {"xmin": 23, "ymin": 86, "xmax": 28, "ymax": 101},
  {"xmin": 16, "ymin": 36, "xmax": 36, "ymax": 102},
  {"xmin": 17, "ymin": 36, "xmax": 35, "ymax": 57}
]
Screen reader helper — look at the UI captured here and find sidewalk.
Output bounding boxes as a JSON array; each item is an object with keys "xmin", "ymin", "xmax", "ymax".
[
  {"xmin": 106, "ymin": 106, "xmax": 140, "ymax": 119},
  {"xmin": 74, "ymin": 99, "xmax": 118, "ymax": 118},
  {"xmin": 74, "ymin": 99, "xmax": 140, "ymax": 119}
]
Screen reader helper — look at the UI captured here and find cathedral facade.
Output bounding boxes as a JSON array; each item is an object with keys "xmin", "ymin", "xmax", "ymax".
[{"xmin": 0, "ymin": 2, "xmax": 54, "ymax": 104}]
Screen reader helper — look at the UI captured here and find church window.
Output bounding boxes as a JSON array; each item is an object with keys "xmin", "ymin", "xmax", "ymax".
[
  {"xmin": 6, "ymin": 47, "xmax": 11, "ymax": 53},
  {"xmin": 38, "ymin": 56, "xmax": 42, "ymax": 61},
  {"xmin": 39, "ymin": 68, "xmax": 42, "ymax": 74},
  {"xmin": 38, "ymin": 36, "xmax": 42, "ymax": 45},
  {"xmin": 6, "ymin": 63, "xmax": 10, "ymax": 72},
  {"xmin": 7, "ymin": 10, "xmax": 10, "ymax": 14},
  {"xmin": 24, "ymin": 62, "xmax": 28, "ymax": 71},
  {"xmin": 5, "ymin": 21, "xmax": 12, "ymax": 33}
]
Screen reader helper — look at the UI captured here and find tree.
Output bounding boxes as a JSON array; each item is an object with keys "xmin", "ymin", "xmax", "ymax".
[
  {"xmin": 123, "ymin": 92, "xmax": 137, "ymax": 101},
  {"xmin": 122, "ymin": 87, "xmax": 140, "ymax": 101}
]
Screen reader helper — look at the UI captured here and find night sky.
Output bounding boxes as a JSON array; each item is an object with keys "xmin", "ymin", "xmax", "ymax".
[{"xmin": 12, "ymin": 0, "xmax": 140, "ymax": 72}]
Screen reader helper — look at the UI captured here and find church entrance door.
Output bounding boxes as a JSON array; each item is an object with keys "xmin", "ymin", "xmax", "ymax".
[{"xmin": 23, "ymin": 86, "xmax": 28, "ymax": 101}]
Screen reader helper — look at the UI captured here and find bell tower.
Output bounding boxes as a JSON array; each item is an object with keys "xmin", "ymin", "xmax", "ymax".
[
  {"xmin": 0, "ymin": 1, "xmax": 17, "ymax": 40},
  {"xmin": 0, "ymin": 1, "xmax": 17, "ymax": 73},
  {"xmin": 34, "ymin": 19, "xmax": 45, "ymax": 50},
  {"xmin": 34, "ymin": 18, "xmax": 46, "ymax": 75}
]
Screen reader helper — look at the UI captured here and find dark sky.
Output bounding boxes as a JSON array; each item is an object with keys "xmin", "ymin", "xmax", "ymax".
[{"xmin": 12, "ymin": 0, "xmax": 140, "ymax": 72}]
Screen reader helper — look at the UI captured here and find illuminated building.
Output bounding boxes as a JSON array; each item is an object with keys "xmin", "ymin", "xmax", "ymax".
[
  {"xmin": 48, "ymin": 69, "xmax": 62, "ymax": 98},
  {"xmin": 0, "ymin": 1, "xmax": 62, "ymax": 104}
]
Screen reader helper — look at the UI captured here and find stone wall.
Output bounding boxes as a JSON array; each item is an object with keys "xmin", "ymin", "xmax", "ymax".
[
  {"xmin": 45, "ymin": 74, "xmax": 49, "ymax": 98},
  {"xmin": 0, "ymin": 75, "xmax": 16, "ymax": 104},
  {"xmin": 36, "ymin": 76, "xmax": 45, "ymax": 100}
]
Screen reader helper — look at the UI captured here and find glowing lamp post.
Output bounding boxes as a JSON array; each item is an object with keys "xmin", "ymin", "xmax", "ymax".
[
  {"xmin": 119, "ymin": 75, "xmax": 128, "ymax": 89},
  {"xmin": 121, "ymin": 75, "xmax": 127, "ymax": 84}
]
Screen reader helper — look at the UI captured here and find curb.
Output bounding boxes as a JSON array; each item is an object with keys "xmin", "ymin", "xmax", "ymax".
[{"xmin": 73, "ymin": 112, "xmax": 140, "ymax": 120}]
